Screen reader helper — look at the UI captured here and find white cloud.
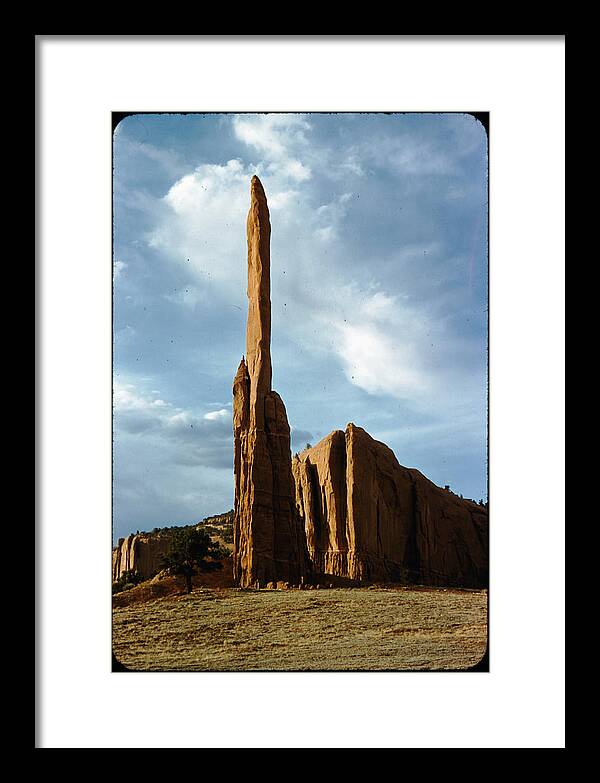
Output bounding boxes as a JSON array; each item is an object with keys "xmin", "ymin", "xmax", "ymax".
[
  {"xmin": 340, "ymin": 153, "xmax": 365, "ymax": 177},
  {"xmin": 361, "ymin": 291, "xmax": 398, "ymax": 321},
  {"xmin": 365, "ymin": 133, "xmax": 458, "ymax": 177},
  {"xmin": 233, "ymin": 114, "xmax": 313, "ymax": 182},
  {"xmin": 146, "ymin": 156, "xmax": 313, "ymax": 300},
  {"xmin": 114, "ymin": 382, "xmax": 232, "ymax": 455},
  {"xmin": 163, "ymin": 159, "xmax": 246, "ymax": 217},
  {"xmin": 233, "ymin": 114, "xmax": 311, "ymax": 159},
  {"xmin": 130, "ymin": 141, "xmax": 186, "ymax": 177},
  {"xmin": 114, "ymin": 132, "xmax": 188, "ymax": 179},
  {"xmin": 203, "ymin": 408, "xmax": 229, "ymax": 421},
  {"xmin": 114, "ymin": 383, "xmax": 233, "ymax": 534},
  {"xmin": 322, "ymin": 288, "xmax": 431, "ymax": 399},
  {"xmin": 145, "ymin": 144, "xmax": 347, "ymax": 305},
  {"xmin": 278, "ymin": 158, "xmax": 311, "ymax": 182},
  {"xmin": 315, "ymin": 226, "xmax": 334, "ymax": 242},
  {"xmin": 113, "ymin": 382, "xmax": 151, "ymax": 412},
  {"xmin": 267, "ymin": 189, "xmax": 300, "ymax": 210},
  {"xmin": 147, "ymin": 158, "xmax": 252, "ymax": 293},
  {"xmin": 313, "ymin": 192, "xmax": 353, "ymax": 241},
  {"xmin": 336, "ymin": 321, "xmax": 426, "ymax": 397},
  {"xmin": 114, "ymin": 260, "xmax": 127, "ymax": 279}
]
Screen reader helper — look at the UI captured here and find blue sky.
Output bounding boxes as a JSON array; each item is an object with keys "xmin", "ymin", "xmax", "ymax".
[{"xmin": 113, "ymin": 112, "xmax": 488, "ymax": 543}]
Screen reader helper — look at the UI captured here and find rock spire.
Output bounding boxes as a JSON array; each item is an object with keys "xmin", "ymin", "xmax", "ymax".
[{"xmin": 232, "ymin": 176, "xmax": 308, "ymax": 588}]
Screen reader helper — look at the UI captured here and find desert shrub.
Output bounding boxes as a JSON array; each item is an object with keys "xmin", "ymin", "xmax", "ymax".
[
  {"xmin": 160, "ymin": 527, "xmax": 224, "ymax": 594},
  {"xmin": 112, "ymin": 569, "xmax": 144, "ymax": 594}
]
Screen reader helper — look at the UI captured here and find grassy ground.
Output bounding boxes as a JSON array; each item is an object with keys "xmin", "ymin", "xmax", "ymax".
[{"xmin": 113, "ymin": 586, "xmax": 487, "ymax": 671}]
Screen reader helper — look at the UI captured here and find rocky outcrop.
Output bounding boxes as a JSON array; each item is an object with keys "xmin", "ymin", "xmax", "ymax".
[
  {"xmin": 112, "ymin": 532, "xmax": 172, "ymax": 582},
  {"xmin": 202, "ymin": 510, "xmax": 234, "ymax": 529},
  {"xmin": 232, "ymin": 176, "xmax": 308, "ymax": 588},
  {"xmin": 112, "ymin": 511, "xmax": 234, "ymax": 582},
  {"xmin": 292, "ymin": 424, "xmax": 488, "ymax": 588}
]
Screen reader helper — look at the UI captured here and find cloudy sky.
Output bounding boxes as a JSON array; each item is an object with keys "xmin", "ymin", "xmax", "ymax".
[{"xmin": 113, "ymin": 112, "xmax": 487, "ymax": 543}]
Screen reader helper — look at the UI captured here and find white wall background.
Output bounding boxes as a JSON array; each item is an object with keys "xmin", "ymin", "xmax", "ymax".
[{"xmin": 37, "ymin": 36, "xmax": 565, "ymax": 748}]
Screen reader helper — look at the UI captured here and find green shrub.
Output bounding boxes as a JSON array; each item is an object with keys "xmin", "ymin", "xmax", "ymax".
[
  {"xmin": 112, "ymin": 569, "xmax": 144, "ymax": 594},
  {"xmin": 160, "ymin": 527, "xmax": 224, "ymax": 594}
]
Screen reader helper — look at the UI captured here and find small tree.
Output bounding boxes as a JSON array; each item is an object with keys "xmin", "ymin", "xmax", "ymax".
[{"xmin": 160, "ymin": 527, "xmax": 223, "ymax": 594}]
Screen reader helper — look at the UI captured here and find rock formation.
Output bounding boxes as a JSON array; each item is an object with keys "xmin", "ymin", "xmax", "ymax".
[
  {"xmin": 112, "ymin": 532, "xmax": 172, "ymax": 582},
  {"xmin": 112, "ymin": 511, "xmax": 234, "ymax": 582},
  {"xmin": 232, "ymin": 176, "xmax": 308, "ymax": 588},
  {"xmin": 292, "ymin": 424, "xmax": 488, "ymax": 588},
  {"xmin": 231, "ymin": 177, "xmax": 487, "ymax": 590}
]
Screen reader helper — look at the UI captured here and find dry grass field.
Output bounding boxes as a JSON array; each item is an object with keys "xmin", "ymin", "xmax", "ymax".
[{"xmin": 113, "ymin": 586, "xmax": 487, "ymax": 671}]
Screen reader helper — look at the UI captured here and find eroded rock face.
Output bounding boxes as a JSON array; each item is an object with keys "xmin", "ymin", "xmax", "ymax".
[
  {"xmin": 293, "ymin": 423, "xmax": 488, "ymax": 588},
  {"xmin": 232, "ymin": 176, "xmax": 308, "ymax": 588},
  {"xmin": 112, "ymin": 511, "xmax": 234, "ymax": 583},
  {"xmin": 112, "ymin": 533, "xmax": 172, "ymax": 582}
]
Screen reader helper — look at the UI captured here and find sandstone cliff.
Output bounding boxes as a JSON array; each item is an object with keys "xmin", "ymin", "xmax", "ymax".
[
  {"xmin": 112, "ymin": 511, "xmax": 234, "ymax": 582},
  {"xmin": 112, "ymin": 532, "xmax": 173, "ymax": 582},
  {"xmin": 292, "ymin": 424, "xmax": 488, "ymax": 588},
  {"xmin": 232, "ymin": 176, "xmax": 308, "ymax": 588}
]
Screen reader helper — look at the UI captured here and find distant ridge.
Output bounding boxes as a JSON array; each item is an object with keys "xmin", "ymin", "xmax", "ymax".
[{"xmin": 112, "ymin": 510, "xmax": 233, "ymax": 583}]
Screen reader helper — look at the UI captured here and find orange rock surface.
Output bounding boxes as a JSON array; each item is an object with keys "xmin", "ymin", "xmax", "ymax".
[
  {"xmin": 232, "ymin": 177, "xmax": 308, "ymax": 588},
  {"xmin": 112, "ymin": 533, "xmax": 172, "ymax": 582},
  {"xmin": 293, "ymin": 424, "xmax": 488, "ymax": 587}
]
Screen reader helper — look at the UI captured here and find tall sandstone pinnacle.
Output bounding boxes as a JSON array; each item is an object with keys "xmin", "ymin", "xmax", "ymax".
[{"xmin": 232, "ymin": 176, "xmax": 308, "ymax": 588}]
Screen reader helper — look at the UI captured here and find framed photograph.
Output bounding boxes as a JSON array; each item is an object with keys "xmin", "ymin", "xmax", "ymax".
[
  {"xmin": 38, "ymin": 36, "xmax": 565, "ymax": 749},
  {"xmin": 111, "ymin": 111, "xmax": 489, "ymax": 673}
]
